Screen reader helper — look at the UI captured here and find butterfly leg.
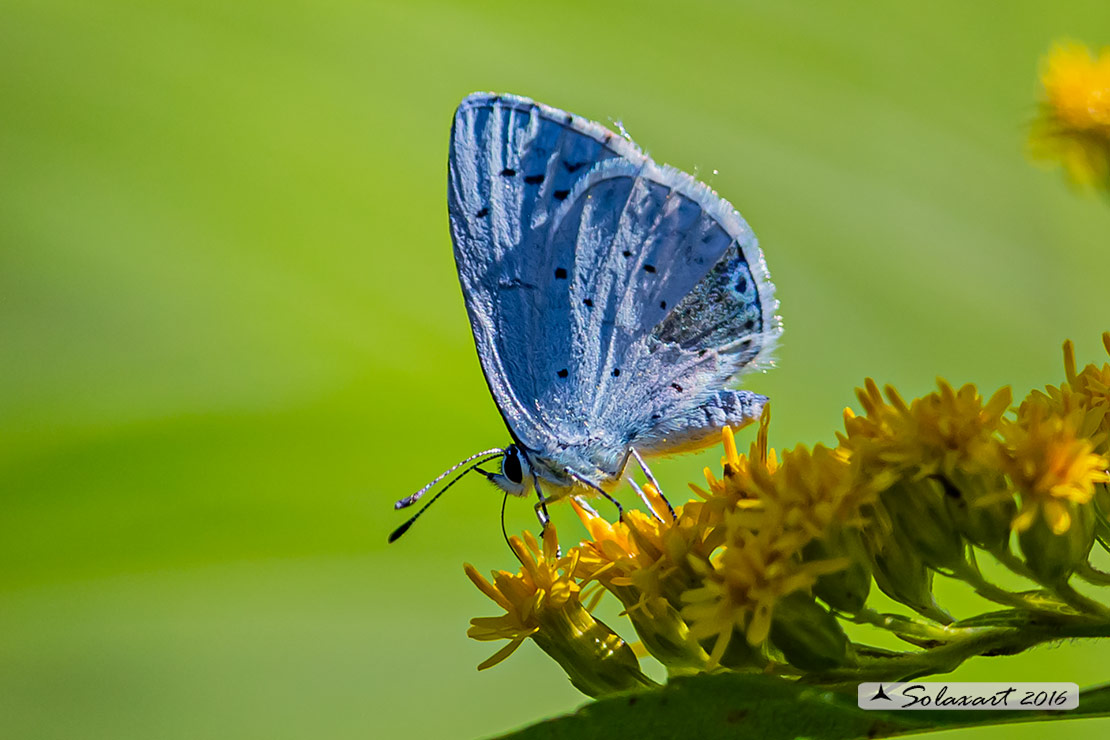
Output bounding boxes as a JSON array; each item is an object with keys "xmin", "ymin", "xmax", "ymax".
[
  {"xmin": 533, "ymin": 480, "xmax": 552, "ymax": 533},
  {"xmin": 627, "ymin": 478, "xmax": 665, "ymax": 524},
  {"xmin": 531, "ymin": 480, "xmax": 564, "ymax": 556},
  {"xmin": 630, "ymin": 447, "xmax": 676, "ymax": 521},
  {"xmin": 572, "ymin": 495, "xmax": 600, "ymax": 517},
  {"xmin": 567, "ymin": 470, "xmax": 624, "ymax": 522}
]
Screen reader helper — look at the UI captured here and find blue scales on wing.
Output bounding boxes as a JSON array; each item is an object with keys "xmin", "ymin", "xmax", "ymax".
[{"xmin": 448, "ymin": 93, "xmax": 781, "ymax": 481}]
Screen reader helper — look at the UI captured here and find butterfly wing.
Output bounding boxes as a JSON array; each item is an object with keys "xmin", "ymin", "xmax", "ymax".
[
  {"xmin": 448, "ymin": 93, "xmax": 644, "ymax": 453},
  {"xmin": 448, "ymin": 93, "xmax": 780, "ymax": 473}
]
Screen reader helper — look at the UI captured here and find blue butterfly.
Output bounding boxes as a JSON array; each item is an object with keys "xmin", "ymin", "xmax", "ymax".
[{"xmin": 390, "ymin": 93, "xmax": 780, "ymax": 541}]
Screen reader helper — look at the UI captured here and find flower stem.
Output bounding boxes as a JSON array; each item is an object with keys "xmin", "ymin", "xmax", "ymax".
[
  {"xmin": 816, "ymin": 618, "xmax": 1110, "ymax": 684},
  {"xmin": 848, "ymin": 607, "xmax": 963, "ymax": 642},
  {"xmin": 1051, "ymin": 581, "xmax": 1110, "ymax": 619},
  {"xmin": 953, "ymin": 561, "xmax": 1054, "ymax": 612},
  {"xmin": 1077, "ymin": 561, "xmax": 1110, "ymax": 586}
]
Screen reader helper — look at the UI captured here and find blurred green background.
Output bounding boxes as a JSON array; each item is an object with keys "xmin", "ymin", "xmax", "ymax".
[{"xmin": 3, "ymin": 1, "xmax": 1110, "ymax": 738}]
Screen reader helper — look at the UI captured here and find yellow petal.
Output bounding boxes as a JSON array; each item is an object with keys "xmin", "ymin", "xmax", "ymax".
[
  {"xmin": 707, "ymin": 628, "xmax": 732, "ymax": 667},
  {"xmin": 477, "ymin": 637, "xmax": 528, "ymax": 670},
  {"xmin": 464, "ymin": 564, "xmax": 513, "ymax": 611}
]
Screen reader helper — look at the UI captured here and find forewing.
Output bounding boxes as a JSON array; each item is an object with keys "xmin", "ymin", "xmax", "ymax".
[{"xmin": 448, "ymin": 93, "xmax": 646, "ymax": 451}]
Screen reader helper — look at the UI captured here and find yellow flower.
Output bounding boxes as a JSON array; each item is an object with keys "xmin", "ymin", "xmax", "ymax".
[
  {"xmin": 840, "ymin": 379, "xmax": 1015, "ymax": 554},
  {"xmin": 1029, "ymin": 41, "xmax": 1110, "ymax": 187},
  {"xmin": 571, "ymin": 489, "xmax": 716, "ymax": 669},
  {"xmin": 745, "ymin": 443, "xmax": 877, "ymax": 541},
  {"xmin": 696, "ymin": 405, "xmax": 778, "ymax": 518},
  {"xmin": 465, "ymin": 528, "xmax": 655, "ymax": 695},
  {"xmin": 1043, "ymin": 43, "xmax": 1110, "ymax": 131},
  {"xmin": 464, "ymin": 529, "xmax": 578, "ymax": 666},
  {"xmin": 572, "ymin": 499, "xmax": 715, "ymax": 609},
  {"xmin": 460, "ymin": 334, "xmax": 1110, "ymax": 687},
  {"xmin": 1031, "ymin": 334, "xmax": 1110, "ymax": 452},
  {"xmin": 1002, "ymin": 400, "xmax": 1109, "ymax": 535},
  {"xmin": 680, "ymin": 505, "xmax": 847, "ymax": 667},
  {"xmin": 841, "ymin": 378, "xmax": 1010, "ymax": 482},
  {"xmin": 682, "ymin": 419, "xmax": 878, "ymax": 667}
]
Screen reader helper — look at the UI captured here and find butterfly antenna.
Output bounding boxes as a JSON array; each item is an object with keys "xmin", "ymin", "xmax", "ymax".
[
  {"xmin": 389, "ymin": 451, "xmax": 505, "ymax": 543},
  {"xmin": 394, "ymin": 448, "xmax": 506, "ymax": 510}
]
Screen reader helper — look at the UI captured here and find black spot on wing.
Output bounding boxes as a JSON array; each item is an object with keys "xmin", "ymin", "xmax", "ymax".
[
  {"xmin": 554, "ymin": 189, "xmax": 570, "ymax": 201},
  {"xmin": 475, "ymin": 206, "xmax": 489, "ymax": 217},
  {"xmin": 524, "ymin": 174, "xmax": 544, "ymax": 185},
  {"xmin": 500, "ymin": 167, "xmax": 516, "ymax": 177},
  {"xmin": 555, "ymin": 267, "xmax": 567, "ymax": 279},
  {"xmin": 643, "ymin": 264, "xmax": 656, "ymax": 273},
  {"xmin": 583, "ymin": 298, "xmax": 593, "ymax": 307},
  {"xmin": 557, "ymin": 368, "xmax": 568, "ymax": 378}
]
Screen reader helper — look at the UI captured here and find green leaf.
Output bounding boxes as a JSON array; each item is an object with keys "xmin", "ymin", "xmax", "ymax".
[{"xmin": 493, "ymin": 673, "xmax": 1110, "ymax": 740}]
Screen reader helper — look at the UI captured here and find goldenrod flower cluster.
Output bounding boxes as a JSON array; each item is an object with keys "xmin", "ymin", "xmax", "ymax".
[
  {"xmin": 1030, "ymin": 41, "xmax": 1110, "ymax": 189},
  {"xmin": 464, "ymin": 528, "xmax": 656, "ymax": 696},
  {"xmin": 464, "ymin": 335, "xmax": 1110, "ymax": 695}
]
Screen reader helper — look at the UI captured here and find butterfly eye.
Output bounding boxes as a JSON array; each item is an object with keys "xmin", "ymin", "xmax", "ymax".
[{"xmin": 503, "ymin": 447, "xmax": 523, "ymax": 484}]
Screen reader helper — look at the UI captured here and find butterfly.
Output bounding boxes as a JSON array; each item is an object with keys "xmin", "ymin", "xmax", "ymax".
[{"xmin": 390, "ymin": 93, "xmax": 780, "ymax": 542}]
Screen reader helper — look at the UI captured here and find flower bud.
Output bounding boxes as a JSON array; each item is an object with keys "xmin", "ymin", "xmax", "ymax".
[
  {"xmin": 768, "ymin": 591, "xmax": 849, "ymax": 671},
  {"xmin": 713, "ymin": 628, "xmax": 766, "ymax": 670},
  {"xmin": 1094, "ymin": 483, "xmax": 1110, "ymax": 554},
  {"xmin": 532, "ymin": 599, "xmax": 657, "ymax": 697},
  {"xmin": 1018, "ymin": 501, "xmax": 1097, "ymax": 584},
  {"xmin": 804, "ymin": 526, "xmax": 871, "ymax": 613},
  {"xmin": 940, "ymin": 470, "xmax": 1015, "ymax": 553},
  {"xmin": 624, "ymin": 597, "xmax": 710, "ymax": 672},
  {"xmin": 867, "ymin": 528, "xmax": 951, "ymax": 623},
  {"xmin": 882, "ymin": 479, "xmax": 967, "ymax": 572}
]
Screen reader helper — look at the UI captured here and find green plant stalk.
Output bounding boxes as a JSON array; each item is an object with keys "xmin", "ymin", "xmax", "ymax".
[{"xmin": 815, "ymin": 617, "xmax": 1110, "ymax": 684}]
